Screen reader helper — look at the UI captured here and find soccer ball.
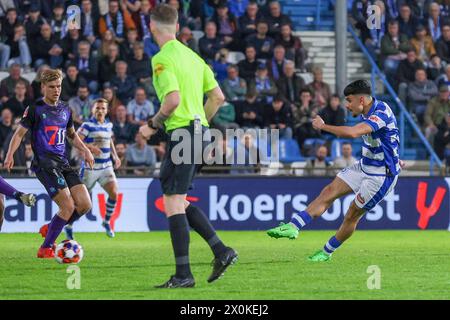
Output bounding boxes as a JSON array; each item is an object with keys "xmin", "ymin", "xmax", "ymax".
[{"xmin": 55, "ymin": 240, "xmax": 84, "ymax": 264}]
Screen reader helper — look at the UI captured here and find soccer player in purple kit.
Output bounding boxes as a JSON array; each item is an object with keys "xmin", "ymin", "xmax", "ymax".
[
  {"xmin": 0, "ymin": 178, "xmax": 36, "ymax": 231},
  {"xmin": 4, "ymin": 69, "xmax": 95, "ymax": 259}
]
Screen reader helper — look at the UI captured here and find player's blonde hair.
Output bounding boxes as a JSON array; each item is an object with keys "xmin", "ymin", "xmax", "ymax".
[
  {"xmin": 40, "ymin": 69, "xmax": 63, "ymax": 84},
  {"xmin": 150, "ymin": 4, "xmax": 178, "ymax": 35}
]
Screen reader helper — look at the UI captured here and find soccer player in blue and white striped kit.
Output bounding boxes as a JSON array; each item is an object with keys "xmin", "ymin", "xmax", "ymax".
[
  {"xmin": 267, "ymin": 80, "xmax": 402, "ymax": 261},
  {"xmin": 65, "ymin": 98, "xmax": 121, "ymax": 239}
]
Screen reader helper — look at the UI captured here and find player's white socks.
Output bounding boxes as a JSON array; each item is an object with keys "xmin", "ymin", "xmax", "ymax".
[{"xmin": 105, "ymin": 198, "xmax": 117, "ymax": 223}]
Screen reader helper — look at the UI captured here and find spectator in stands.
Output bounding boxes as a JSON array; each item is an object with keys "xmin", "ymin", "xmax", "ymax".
[
  {"xmin": 0, "ymin": 63, "xmax": 33, "ymax": 104},
  {"xmin": 428, "ymin": 2, "xmax": 444, "ymax": 42},
  {"xmin": 5, "ymin": 24, "xmax": 32, "ymax": 70},
  {"xmin": 307, "ymin": 66, "xmax": 332, "ymax": 109},
  {"xmin": 32, "ymin": 23, "xmax": 64, "ymax": 69},
  {"xmin": 98, "ymin": 42, "xmax": 121, "ymax": 86},
  {"xmin": 250, "ymin": 63, "xmax": 278, "ymax": 104},
  {"xmin": 213, "ymin": 48, "xmax": 231, "ymax": 82},
  {"xmin": 115, "ymin": 143, "xmax": 128, "ymax": 175},
  {"xmin": 212, "ymin": 4, "xmax": 239, "ymax": 50},
  {"xmin": 126, "ymin": 87, "xmax": 155, "ymax": 125},
  {"xmin": 333, "ymin": 142, "xmax": 357, "ymax": 170},
  {"xmin": 275, "ymin": 23, "xmax": 307, "ymax": 71},
  {"xmin": 425, "ymin": 84, "xmax": 450, "ymax": 145},
  {"xmin": 61, "ymin": 29, "xmax": 85, "ymax": 63},
  {"xmin": 1, "ymin": 8, "xmax": 19, "ymax": 45},
  {"xmin": 124, "ymin": 0, "xmax": 142, "ymax": 13},
  {"xmin": 131, "ymin": 0, "xmax": 151, "ymax": 41},
  {"xmin": 167, "ymin": 0, "xmax": 189, "ymax": 29},
  {"xmin": 50, "ymin": 1, "xmax": 67, "ymax": 40},
  {"xmin": 277, "ymin": 60, "xmax": 306, "ymax": 110},
  {"xmin": 0, "ymin": 108, "xmax": 13, "ymax": 155},
  {"xmin": 70, "ymin": 41, "xmax": 99, "ymax": 94},
  {"xmin": 237, "ymin": 45, "xmax": 258, "ymax": 84},
  {"xmin": 380, "ymin": 19, "xmax": 410, "ymax": 86},
  {"xmin": 102, "ymin": 85, "xmax": 122, "ymax": 122},
  {"xmin": 234, "ymin": 89, "xmax": 264, "ymax": 128},
  {"xmin": 267, "ymin": 0, "xmax": 292, "ymax": 37},
  {"xmin": 318, "ymin": 94, "xmax": 346, "ymax": 133},
  {"xmin": 24, "ymin": 4, "xmax": 46, "ymax": 52},
  {"xmin": 222, "ymin": 64, "xmax": 247, "ymax": 102},
  {"xmin": 61, "ymin": 64, "xmax": 83, "ymax": 102},
  {"xmin": 410, "ymin": 24, "xmax": 436, "ymax": 66},
  {"xmin": 246, "ymin": 20, "xmax": 274, "ymax": 60},
  {"xmin": 126, "ymin": 132, "xmax": 157, "ymax": 171},
  {"xmin": 113, "ymin": 104, "xmax": 138, "ymax": 144},
  {"xmin": 407, "ymin": 67, "xmax": 438, "ymax": 125},
  {"xmin": 30, "ymin": 64, "xmax": 49, "ymax": 100},
  {"xmin": 177, "ymin": 26, "xmax": 197, "ymax": 52},
  {"xmin": 435, "ymin": 23, "xmax": 450, "ymax": 64},
  {"xmin": 199, "ymin": 21, "xmax": 225, "ymax": 62},
  {"xmin": 238, "ymin": 1, "xmax": 260, "ymax": 40},
  {"xmin": 366, "ymin": 0, "xmax": 388, "ymax": 59},
  {"xmin": 267, "ymin": 45, "xmax": 287, "ymax": 81},
  {"xmin": 80, "ymin": 0, "xmax": 100, "ymax": 48},
  {"xmin": 99, "ymin": 29, "xmax": 119, "ymax": 58},
  {"xmin": 211, "ymin": 100, "xmax": 239, "ymax": 133},
  {"xmin": 4, "ymin": 80, "xmax": 32, "ymax": 118},
  {"xmin": 0, "ymin": 42, "xmax": 9, "ymax": 70},
  {"xmin": 293, "ymin": 88, "xmax": 320, "ymax": 148},
  {"xmin": 68, "ymin": 83, "xmax": 92, "ymax": 127},
  {"xmin": 434, "ymin": 112, "xmax": 450, "ymax": 162},
  {"xmin": 263, "ymin": 94, "xmax": 293, "ymax": 139},
  {"xmin": 437, "ymin": 63, "xmax": 450, "ymax": 90},
  {"xmin": 397, "ymin": 49, "xmax": 425, "ymax": 101},
  {"xmin": 398, "ymin": 3, "xmax": 419, "ymax": 39},
  {"xmin": 351, "ymin": 0, "xmax": 371, "ymax": 43},
  {"xmin": 99, "ymin": 0, "xmax": 136, "ymax": 43},
  {"xmin": 128, "ymin": 41, "xmax": 154, "ymax": 98},
  {"xmin": 110, "ymin": 60, "xmax": 137, "ymax": 104},
  {"xmin": 427, "ymin": 54, "xmax": 445, "ymax": 81},
  {"xmin": 305, "ymin": 145, "xmax": 333, "ymax": 176},
  {"xmin": 120, "ymin": 28, "xmax": 139, "ymax": 60},
  {"xmin": 231, "ymin": 132, "xmax": 260, "ymax": 174}
]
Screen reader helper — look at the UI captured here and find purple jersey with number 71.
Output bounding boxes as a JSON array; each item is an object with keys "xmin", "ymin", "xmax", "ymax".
[{"xmin": 20, "ymin": 99, "xmax": 74, "ymax": 168}]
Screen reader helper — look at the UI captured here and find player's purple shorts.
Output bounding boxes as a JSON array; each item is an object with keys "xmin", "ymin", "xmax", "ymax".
[{"xmin": 34, "ymin": 163, "xmax": 82, "ymax": 198}]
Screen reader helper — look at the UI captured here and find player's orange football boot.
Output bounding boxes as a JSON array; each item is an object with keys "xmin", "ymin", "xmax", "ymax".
[
  {"xmin": 39, "ymin": 224, "xmax": 49, "ymax": 238},
  {"xmin": 37, "ymin": 247, "xmax": 54, "ymax": 258}
]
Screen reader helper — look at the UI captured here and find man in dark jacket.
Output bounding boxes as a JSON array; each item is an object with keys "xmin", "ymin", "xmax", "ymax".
[
  {"xmin": 397, "ymin": 49, "xmax": 425, "ymax": 101},
  {"xmin": 263, "ymin": 94, "xmax": 293, "ymax": 139},
  {"xmin": 277, "ymin": 60, "xmax": 305, "ymax": 109},
  {"xmin": 435, "ymin": 24, "xmax": 450, "ymax": 64},
  {"xmin": 234, "ymin": 90, "xmax": 264, "ymax": 128}
]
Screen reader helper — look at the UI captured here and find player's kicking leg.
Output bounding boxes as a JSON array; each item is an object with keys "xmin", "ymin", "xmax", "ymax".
[
  {"xmin": 267, "ymin": 177, "xmax": 353, "ymax": 240},
  {"xmin": 100, "ymin": 180, "xmax": 119, "ymax": 238},
  {"xmin": 0, "ymin": 176, "xmax": 36, "ymax": 231}
]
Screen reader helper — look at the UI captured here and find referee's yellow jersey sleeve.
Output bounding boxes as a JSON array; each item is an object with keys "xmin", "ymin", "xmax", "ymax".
[
  {"xmin": 152, "ymin": 54, "xmax": 180, "ymax": 102},
  {"xmin": 203, "ymin": 63, "xmax": 219, "ymax": 93}
]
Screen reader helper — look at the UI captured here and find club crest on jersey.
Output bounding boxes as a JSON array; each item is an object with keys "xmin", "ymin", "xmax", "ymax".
[
  {"xmin": 61, "ymin": 112, "xmax": 67, "ymax": 120},
  {"xmin": 154, "ymin": 64, "xmax": 164, "ymax": 76}
]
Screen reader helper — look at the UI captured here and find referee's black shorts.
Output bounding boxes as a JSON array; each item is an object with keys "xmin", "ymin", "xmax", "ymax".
[{"xmin": 159, "ymin": 123, "xmax": 210, "ymax": 195}]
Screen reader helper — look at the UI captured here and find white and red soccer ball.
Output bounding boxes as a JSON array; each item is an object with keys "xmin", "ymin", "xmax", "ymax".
[{"xmin": 55, "ymin": 240, "xmax": 84, "ymax": 264}]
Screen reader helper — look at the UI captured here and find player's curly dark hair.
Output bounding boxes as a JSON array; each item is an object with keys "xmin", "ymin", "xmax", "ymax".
[{"xmin": 343, "ymin": 80, "xmax": 372, "ymax": 96}]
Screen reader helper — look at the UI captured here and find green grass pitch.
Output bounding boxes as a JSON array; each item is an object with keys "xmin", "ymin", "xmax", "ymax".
[{"xmin": 0, "ymin": 231, "xmax": 449, "ymax": 300}]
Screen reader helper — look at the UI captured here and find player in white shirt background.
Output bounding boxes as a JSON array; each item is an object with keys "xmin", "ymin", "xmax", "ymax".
[{"xmin": 65, "ymin": 98, "xmax": 121, "ymax": 239}]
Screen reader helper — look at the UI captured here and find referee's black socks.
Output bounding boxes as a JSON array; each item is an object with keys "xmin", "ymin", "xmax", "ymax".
[
  {"xmin": 168, "ymin": 214, "xmax": 193, "ymax": 279},
  {"xmin": 186, "ymin": 205, "xmax": 227, "ymax": 258}
]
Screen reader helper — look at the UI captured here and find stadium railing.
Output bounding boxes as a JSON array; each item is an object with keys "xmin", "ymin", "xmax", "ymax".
[{"xmin": 348, "ymin": 24, "xmax": 445, "ymax": 176}]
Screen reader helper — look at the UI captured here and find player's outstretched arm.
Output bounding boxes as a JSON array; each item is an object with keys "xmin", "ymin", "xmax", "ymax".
[
  {"xmin": 204, "ymin": 86, "xmax": 225, "ymax": 122},
  {"xmin": 312, "ymin": 115, "xmax": 372, "ymax": 138},
  {"xmin": 110, "ymin": 140, "xmax": 121, "ymax": 169},
  {"xmin": 4, "ymin": 125, "xmax": 28, "ymax": 171},
  {"xmin": 67, "ymin": 127, "xmax": 94, "ymax": 169}
]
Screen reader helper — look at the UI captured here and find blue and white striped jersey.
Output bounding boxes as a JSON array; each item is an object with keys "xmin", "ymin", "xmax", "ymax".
[
  {"xmin": 78, "ymin": 117, "xmax": 114, "ymax": 170},
  {"xmin": 360, "ymin": 98, "xmax": 401, "ymax": 176}
]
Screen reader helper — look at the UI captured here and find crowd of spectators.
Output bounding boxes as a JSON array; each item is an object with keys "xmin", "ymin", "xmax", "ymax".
[
  {"xmin": 352, "ymin": 0, "xmax": 450, "ymax": 164},
  {"xmin": 0, "ymin": 0, "xmax": 351, "ymax": 176}
]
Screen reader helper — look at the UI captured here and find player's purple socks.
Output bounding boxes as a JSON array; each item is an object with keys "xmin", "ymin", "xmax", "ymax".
[
  {"xmin": 290, "ymin": 210, "xmax": 313, "ymax": 230},
  {"xmin": 0, "ymin": 176, "xmax": 20, "ymax": 199},
  {"xmin": 323, "ymin": 236, "xmax": 342, "ymax": 255},
  {"xmin": 42, "ymin": 214, "xmax": 67, "ymax": 248},
  {"xmin": 105, "ymin": 198, "xmax": 117, "ymax": 223}
]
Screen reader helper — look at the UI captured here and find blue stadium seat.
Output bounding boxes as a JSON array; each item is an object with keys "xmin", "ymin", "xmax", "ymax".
[{"xmin": 279, "ymin": 138, "xmax": 305, "ymax": 163}]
